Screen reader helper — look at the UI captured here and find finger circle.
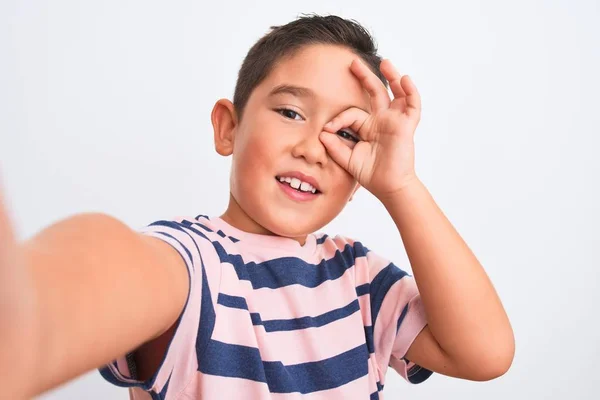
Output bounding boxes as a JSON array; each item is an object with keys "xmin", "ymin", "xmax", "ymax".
[{"xmin": 323, "ymin": 107, "xmax": 371, "ymax": 139}]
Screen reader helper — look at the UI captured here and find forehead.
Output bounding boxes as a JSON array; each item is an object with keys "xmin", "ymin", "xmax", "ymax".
[{"xmin": 254, "ymin": 44, "xmax": 371, "ymax": 112}]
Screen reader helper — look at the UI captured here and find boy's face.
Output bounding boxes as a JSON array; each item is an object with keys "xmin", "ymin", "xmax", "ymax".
[{"xmin": 214, "ymin": 44, "xmax": 371, "ymax": 242}]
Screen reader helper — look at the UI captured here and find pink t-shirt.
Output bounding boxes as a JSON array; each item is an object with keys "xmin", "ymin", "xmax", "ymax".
[{"xmin": 99, "ymin": 215, "xmax": 432, "ymax": 399}]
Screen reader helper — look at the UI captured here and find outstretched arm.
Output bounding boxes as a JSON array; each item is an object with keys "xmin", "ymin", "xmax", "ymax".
[{"xmin": 0, "ymin": 190, "xmax": 188, "ymax": 398}]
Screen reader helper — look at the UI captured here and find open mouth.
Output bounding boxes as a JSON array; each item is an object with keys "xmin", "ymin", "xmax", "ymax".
[{"xmin": 275, "ymin": 176, "xmax": 321, "ymax": 195}]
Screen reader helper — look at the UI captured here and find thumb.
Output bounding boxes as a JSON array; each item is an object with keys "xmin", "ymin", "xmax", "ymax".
[{"xmin": 319, "ymin": 132, "xmax": 352, "ymax": 171}]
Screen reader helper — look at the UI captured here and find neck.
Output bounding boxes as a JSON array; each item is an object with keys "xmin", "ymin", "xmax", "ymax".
[{"xmin": 220, "ymin": 193, "xmax": 309, "ymax": 246}]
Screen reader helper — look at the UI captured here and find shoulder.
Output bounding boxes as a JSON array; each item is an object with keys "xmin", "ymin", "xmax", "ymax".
[
  {"xmin": 318, "ymin": 232, "xmax": 400, "ymax": 274},
  {"xmin": 139, "ymin": 215, "xmax": 233, "ymax": 245},
  {"xmin": 316, "ymin": 232, "xmax": 371, "ymax": 259},
  {"xmin": 138, "ymin": 215, "xmax": 230, "ymax": 285}
]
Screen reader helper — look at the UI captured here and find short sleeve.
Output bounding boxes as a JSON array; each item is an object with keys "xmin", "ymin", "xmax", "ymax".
[
  {"xmin": 365, "ymin": 247, "xmax": 434, "ymax": 384},
  {"xmin": 98, "ymin": 218, "xmax": 220, "ymax": 399}
]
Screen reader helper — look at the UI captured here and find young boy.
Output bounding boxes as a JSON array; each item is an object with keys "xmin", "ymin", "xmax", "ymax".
[{"xmin": 0, "ymin": 14, "xmax": 514, "ymax": 400}]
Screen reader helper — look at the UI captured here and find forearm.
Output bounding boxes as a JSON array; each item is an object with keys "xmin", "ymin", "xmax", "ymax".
[{"xmin": 381, "ymin": 178, "xmax": 514, "ymax": 369}]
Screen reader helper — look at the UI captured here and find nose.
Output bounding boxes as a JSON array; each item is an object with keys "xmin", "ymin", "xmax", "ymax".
[{"xmin": 291, "ymin": 126, "xmax": 329, "ymax": 167}]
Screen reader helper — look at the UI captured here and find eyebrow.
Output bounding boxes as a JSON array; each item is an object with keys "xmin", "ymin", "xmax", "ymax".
[
  {"xmin": 268, "ymin": 83, "xmax": 370, "ymax": 114},
  {"xmin": 268, "ymin": 84, "xmax": 316, "ymax": 98}
]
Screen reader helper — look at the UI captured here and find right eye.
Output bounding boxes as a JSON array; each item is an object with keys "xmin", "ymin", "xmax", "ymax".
[
  {"xmin": 337, "ymin": 129, "xmax": 360, "ymax": 143},
  {"xmin": 275, "ymin": 108, "xmax": 303, "ymax": 121}
]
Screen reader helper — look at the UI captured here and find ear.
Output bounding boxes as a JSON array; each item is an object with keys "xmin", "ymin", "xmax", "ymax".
[
  {"xmin": 211, "ymin": 99, "xmax": 237, "ymax": 156},
  {"xmin": 349, "ymin": 183, "xmax": 361, "ymax": 202}
]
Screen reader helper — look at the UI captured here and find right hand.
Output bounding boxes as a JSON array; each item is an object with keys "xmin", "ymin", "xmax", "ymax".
[{"xmin": 0, "ymin": 186, "xmax": 38, "ymax": 399}]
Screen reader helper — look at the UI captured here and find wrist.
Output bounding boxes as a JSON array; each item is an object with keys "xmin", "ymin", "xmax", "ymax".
[{"xmin": 377, "ymin": 174, "xmax": 423, "ymax": 206}]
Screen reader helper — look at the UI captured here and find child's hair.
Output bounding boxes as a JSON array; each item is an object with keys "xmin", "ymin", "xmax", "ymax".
[{"xmin": 233, "ymin": 14, "xmax": 389, "ymax": 120}]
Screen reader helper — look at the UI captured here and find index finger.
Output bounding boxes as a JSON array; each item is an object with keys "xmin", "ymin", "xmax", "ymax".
[{"xmin": 350, "ymin": 58, "xmax": 390, "ymax": 112}]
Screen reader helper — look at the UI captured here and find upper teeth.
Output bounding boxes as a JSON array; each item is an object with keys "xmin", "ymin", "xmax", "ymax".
[{"xmin": 278, "ymin": 176, "xmax": 317, "ymax": 194}]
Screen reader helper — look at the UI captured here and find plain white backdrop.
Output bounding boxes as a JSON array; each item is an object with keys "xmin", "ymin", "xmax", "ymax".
[{"xmin": 1, "ymin": 0, "xmax": 598, "ymax": 399}]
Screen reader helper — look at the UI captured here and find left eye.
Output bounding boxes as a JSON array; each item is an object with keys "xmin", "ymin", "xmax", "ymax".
[{"xmin": 337, "ymin": 129, "xmax": 359, "ymax": 143}]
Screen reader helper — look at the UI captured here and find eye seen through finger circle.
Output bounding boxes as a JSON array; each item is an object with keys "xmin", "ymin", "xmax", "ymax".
[{"xmin": 337, "ymin": 129, "xmax": 360, "ymax": 143}]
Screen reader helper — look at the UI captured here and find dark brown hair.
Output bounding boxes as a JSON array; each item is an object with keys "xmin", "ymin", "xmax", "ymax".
[{"xmin": 233, "ymin": 14, "xmax": 388, "ymax": 120}]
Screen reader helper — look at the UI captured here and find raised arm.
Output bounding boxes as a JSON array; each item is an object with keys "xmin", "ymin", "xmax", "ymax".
[
  {"xmin": 319, "ymin": 58, "xmax": 514, "ymax": 380},
  {"xmin": 0, "ymin": 192, "xmax": 189, "ymax": 398}
]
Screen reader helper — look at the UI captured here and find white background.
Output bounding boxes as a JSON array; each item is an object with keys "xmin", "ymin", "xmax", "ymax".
[{"xmin": 1, "ymin": 0, "xmax": 598, "ymax": 399}]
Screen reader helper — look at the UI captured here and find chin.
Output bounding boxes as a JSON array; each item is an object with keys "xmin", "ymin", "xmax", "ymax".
[
  {"xmin": 236, "ymin": 183, "xmax": 343, "ymax": 237},
  {"xmin": 255, "ymin": 207, "xmax": 326, "ymax": 237}
]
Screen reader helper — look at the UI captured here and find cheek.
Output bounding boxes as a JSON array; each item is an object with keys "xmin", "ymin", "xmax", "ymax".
[
  {"xmin": 231, "ymin": 126, "xmax": 280, "ymax": 192},
  {"xmin": 329, "ymin": 164, "xmax": 356, "ymax": 194},
  {"xmin": 331, "ymin": 182, "xmax": 356, "ymax": 203},
  {"xmin": 320, "ymin": 176, "xmax": 354, "ymax": 215},
  {"xmin": 237, "ymin": 133, "xmax": 277, "ymax": 170},
  {"xmin": 237, "ymin": 119, "xmax": 289, "ymax": 168}
]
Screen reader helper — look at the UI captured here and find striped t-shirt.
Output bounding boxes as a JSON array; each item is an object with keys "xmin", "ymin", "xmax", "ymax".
[{"xmin": 99, "ymin": 215, "xmax": 433, "ymax": 399}]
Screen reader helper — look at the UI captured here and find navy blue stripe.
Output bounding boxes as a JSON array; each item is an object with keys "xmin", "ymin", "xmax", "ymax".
[
  {"xmin": 217, "ymin": 293, "xmax": 248, "ymax": 310},
  {"xmin": 191, "ymin": 219, "xmax": 326, "ymax": 246},
  {"xmin": 181, "ymin": 219, "xmax": 214, "ymax": 233},
  {"xmin": 369, "ymin": 382, "xmax": 384, "ymax": 400},
  {"xmin": 396, "ymin": 303, "xmax": 409, "ymax": 334},
  {"xmin": 195, "ymin": 253, "xmax": 216, "ymax": 366},
  {"xmin": 178, "ymin": 221, "xmax": 247, "ymax": 248},
  {"xmin": 212, "ymin": 241, "xmax": 365, "ymax": 289},
  {"xmin": 216, "ymin": 229, "xmax": 228, "ymax": 238},
  {"xmin": 155, "ymin": 371, "xmax": 171, "ymax": 400},
  {"xmin": 251, "ymin": 300, "xmax": 360, "ymax": 333},
  {"xmin": 364, "ymin": 325, "xmax": 374, "ymax": 354},
  {"xmin": 356, "ymin": 283, "xmax": 370, "ymax": 296},
  {"xmin": 265, "ymin": 343, "xmax": 370, "ymax": 393},
  {"xmin": 316, "ymin": 234, "xmax": 329, "ymax": 244},
  {"xmin": 149, "ymin": 220, "xmax": 188, "ymax": 232},
  {"xmin": 184, "ymin": 219, "xmax": 240, "ymax": 243},
  {"xmin": 200, "ymin": 340, "xmax": 369, "ymax": 394},
  {"xmin": 370, "ymin": 263, "xmax": 408, "ymax": 326},
  {"xmin": 408, "ymin": 365, "xmax": 434, "ymax": 384},
  {"xmin": 199, "ymin": 340, "xmax": 267, "ymax": 383},
  {"xmin": 149, "ymin": 220, "xmax": 211, "ymax": 272},
  {"xmin": 155, "ymin": 232, "xmax": 193, "ymax": 269},
  {"xmin": 250, "ymin": 312, "xmax": 262, "ymax": 325},
  {"xmin": 165, "ymin": 222, "xmax": 211, "ymax": 243}
]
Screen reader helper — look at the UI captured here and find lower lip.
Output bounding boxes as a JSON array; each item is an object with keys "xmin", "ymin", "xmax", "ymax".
[{"xmin": 276, "ymin": 180, "xmax": 320, "ymax": 202}]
